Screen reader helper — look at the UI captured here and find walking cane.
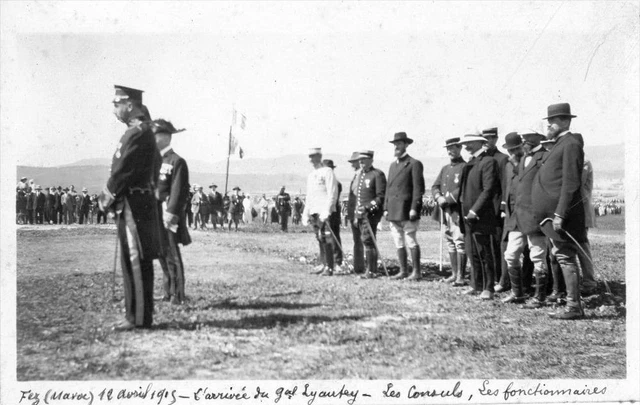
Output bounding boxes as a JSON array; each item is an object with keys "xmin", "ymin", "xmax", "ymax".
[
  {"xmin": 439, "ymin": 207, "xmax": 444, "ymax": 273},
  {"xmin": 324, "ymin": 219, "xmax": 354, "ymax": 273},
  {"xmin": 111, "ymin": 213, "xmax": 119, "ymax": 302},
  {"xmin": 362, "ymin": 217, "xmax": 389, "ymax": 277}
]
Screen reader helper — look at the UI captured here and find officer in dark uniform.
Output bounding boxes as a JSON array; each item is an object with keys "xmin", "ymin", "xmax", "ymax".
[
  {"xmin": 346, "ymin": 151, "xmax": 364, "ymax": 273},
  {"xmin": 431, "ymin": 137, "xmax": 467, "ymax": 285},
  {"xmin": 276, "ymin": 186, "xmax": 292, "ymax": 232},
  {"xmin": 153, "ymin": 119, "xmax": 191, "ymax": 305},
  {"xmin": 99, "ymin": 85, "xmax": 164, "ymax": 330},
  {"xmin": 482, "ymin": 127, "xmax": 510, "ymax": 292},
  {"xmin": 353, "ymin": 150, "xmax": 387, "ymax": 279}
]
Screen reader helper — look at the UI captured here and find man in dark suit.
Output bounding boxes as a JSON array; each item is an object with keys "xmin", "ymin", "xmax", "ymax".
[
  {"xmin": 78, "ymin": 188, "xmax": 92, "ymax": 224},
  {"xmin": 352, "ymin": 150, "xmax": 386, "ymax": 279},
  {"xmin": 54, "ymin": 186, "xmax": 63, "ymax": 224},
  {"xmin": 34, "ymin": 185, "xmax": 46, "ymax": 224},
  {"xmin": 457, "ymin": 134, "xmax": 500, "ymax": 299},
  {"xmin": 153, "ymin": 119, "xmax": 191, "ymax": 305},
  {"xmin": 208, "ymin": 184, "xmax": 223, "ymax": 229},
  {"xmin": 26, "ymin": 187, "xmax": 35, "ymax": 224},
  {"xmin": 45, "ymin": 187, "xmax": 56, "ymax": 224},
  {"xmin": 346, "ymin": 152, "xmax": 364, "ymax": 274},
  {"xmin": 532, "ymin": 103, "xmax": 586, "ymax": 319},
  {"xmin": 98, "ymin": 85, "xmax": 164, "ymax": 330},
  {"xmin": 276, "ymin": 186, "xmax": 292, "ymax": 232},
  {"xmin": 482, "ymin": 127, "xmax": 510, "ymax": 292},
  {"xmin": 431, "ymin": 137, "xmax": 466, "ymax": 285},
  {"xmin": 384, "ymin": 132, "xmax": 425, "ymax": 281}
]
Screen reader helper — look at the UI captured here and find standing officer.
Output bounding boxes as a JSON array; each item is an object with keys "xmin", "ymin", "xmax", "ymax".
[
  {"xmin": 482, "ymin": 127, "xmax": 510, "ymax": 292},
  {"xmin": 346, "ymin": 151, "xmax": 364, "ymax": 274},
  {"xmin": 532, "ymin": 103, "xmax": 586, "ymax": 319},
  {"xmin": 153, "ymin": 119, "xmax": 191, "ymax": 305},
  {"xmin": 208, "ymin": 184, "xmax": 223, "ymax": 229},
  {"xmin": 431, "ymin": 137, "xmax": 466, "ymax": 285},
  {"xmin": 354, "ymin": 150, "xmax": 387, "ymax": 279},
  {"xmin": 276, "ymin": 186, "xmax": 292, "ymax": 232},
  {"xmin": 323, "ymin": 159, "xmax": 345, "ymax": 273},
  {"xmin": 457, "ymin": 133, "xmax": 500, "ymax": 299},
  {"xmin": 302, "ymin": 148, "xmax": 339, "ymax": 276},
  {"xmin": 384, "ymin": 132, "xmax": 424, "ymax": 281},
  {"xmin": 98, "ymin": 85, "xmax": 164, "ymax": 330}
]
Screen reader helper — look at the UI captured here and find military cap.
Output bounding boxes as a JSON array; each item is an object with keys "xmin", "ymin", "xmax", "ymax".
[
  {"xmin": 308, "ymin": 147, "xmax": 322, "ymax": 156},
  {"xmin": 322, "ymin": 159, "xmax": 336, "ymax": 169},
  {"xmin": 348, "ymin": 151, "xmax": 360, "ymax": 162},
  {"xmin": 502, "ymin": 132, "xmax": 523, "ymax": 150},
  {"xmin": 443, "ymin": 137, "xmax": 460, "ymax": 147},
  {"xmin": 357, "ymin": 150, "xmax": 374, "ymax": 159},
  {"xmin": 113, "ymin": 85, "xmax": 143, "ymax": 103},
  {"xmin": 519, "ymin": 128, "xmax": 546, "ymax": 139},
  {"xmin": 544, "ymin": 103, "xmax": 576, "ymax": 120},
  {"xmin": 151, "ymin": 119, "xmax": 186, "ymax": 135},
  {"xmin": 390, "ymin": 132, "xmax": 414, "ymax": 144},
  {"xmin": 481, "ymin": 127, "xmax": 498, "ymax": 138},
  {"xmin": 458, "ymin": 134, "xmax": 487, "ymax": 144}
]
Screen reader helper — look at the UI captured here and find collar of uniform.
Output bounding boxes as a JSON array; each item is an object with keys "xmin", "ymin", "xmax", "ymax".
[
  {"xmin": 160, "ymin": 145, "xmax": 173, "ymax": 157},
  {"xmin": 472, "ymin": 146, "xmax": 486, "ymax": 158},
  {"xmin": 362, "ymin": 165, "xmax": 375, "ymax": 173},
  {"xmin": 396, "ymin": 152, "xmax": 408, "ymax": 163}
]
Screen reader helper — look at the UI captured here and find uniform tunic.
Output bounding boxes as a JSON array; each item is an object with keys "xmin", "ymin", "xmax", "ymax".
[{"xmin": 354, "ymin": 166, "xmax": 386, "ymax": 247}]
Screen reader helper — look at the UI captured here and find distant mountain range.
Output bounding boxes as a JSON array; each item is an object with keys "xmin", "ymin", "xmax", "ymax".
[{"xmin": 16, "ymin": 144, "xmax": 624, "ymax": 196}]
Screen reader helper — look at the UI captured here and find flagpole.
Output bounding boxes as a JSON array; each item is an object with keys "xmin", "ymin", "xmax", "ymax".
[{"xmin": 224, "ymin": 125, "xmax": 232, "ymax": 195}]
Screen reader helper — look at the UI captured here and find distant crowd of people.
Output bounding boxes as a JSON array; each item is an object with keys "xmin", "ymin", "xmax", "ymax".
[{"xmin": 593, "ymin": 199, "xmax": 624, "ymax": 217}]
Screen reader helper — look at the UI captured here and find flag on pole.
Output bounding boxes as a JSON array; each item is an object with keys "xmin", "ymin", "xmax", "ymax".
[
  {"xmin": 232, "ymin": 109, "xmax": 237, "ymax": 126},
  {"xmin": 240, "ymin": 114, "xmax": 247, "ymax": 130},
  {"xmin": 229, "ymin": 133, "xmax": 239, "ymax": 154},
  {"xmin": 239, "ymin": 147, "xmax": 244, "ymax": 159}
]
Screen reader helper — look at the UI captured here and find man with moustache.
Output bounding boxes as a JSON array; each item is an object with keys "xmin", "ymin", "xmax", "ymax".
[
  {"xmin": 532, "ymin": 103, "xmax": 586, "ymax": 319},
  {"xmin": 385, "ymin": 132, "xmax": 425, "ymax": 281},
  {"xmin": 457, "ymin": 134, "xmax": 500, "ymax": 299},
  {"xmin": 302, "ymin": 148, "xmax": 339, "ymax": 276},
  {"xmin": 98, "ymin": 85, "xmax": 164, "ymax": 330},
  {"xmin": 431, "ymin": 137, "xmax": 466, "ymax": 285},
  {"xmin": 482, "ymin": 127, "xmax": 510, "ymax": 292},
  {"xmin": 153, "ymin": 119, "xmax": 191, "ymax": 305},
  {"xmin": 345, "ymin": 151, "xmax": 365, "ymax": 274}
]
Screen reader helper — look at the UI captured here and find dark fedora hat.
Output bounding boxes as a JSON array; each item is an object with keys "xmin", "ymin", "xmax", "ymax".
[
  {"xmin": 544, "ymin": 103, "xmax": 576, "ymax": 120},
  {"xmin": 389, "ymin": 132, "xmax": 413, "ymax": 144},
  {"xmin": 322, "ymin": 159, "xmax": 336, "ymax": 169},
  {"xmin": 232, "ymin": 186, "xmax": 241, "ymax": 191},
  {"xmin": 151, "ymin": 119, "xmax": 186, "ymax": 134},
  {"xmin": 443, "ymin": 137, "xmax": 461, "ymax": 147},
  {"xmin": 502, "ymin": 132, "xmax": 523, "ymax": 150}
]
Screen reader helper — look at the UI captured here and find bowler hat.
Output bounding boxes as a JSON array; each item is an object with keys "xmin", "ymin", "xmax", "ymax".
[
  {"xmin": 348, "ymin": 151, "xmax": 359, "ymax": 162},
  {"xmin": 502, "ymin": 132, "xmax": 523, "ymax": 150},
  {"xmin": 113, "ymin": 85, "xmax": 143, "ymax": 103},
  {"xmin": 544, "ymin": 103, "xmax": 576, "ymax": 120},
  {"xmin": 308, "ymin": 147, "xmax": 322, "ymax": 156},
  {"xmin": 322, "ymin": 159, "xmax": 336, "ymax": 169},
  {"xmin": 458, "ymin": 134, "xmax": 487, "ymax": 144},
  {"xmin": 357, "ymin": 150, "xmax": 374, "ymax": 159},
  {"xmin": 481, "ymin": 127, "xmax": 498, "ymax": 138},
  {"xmin": 443, "ymin": 137, "xmax": 461, "ymax": 147},
  {"xmin": 151, "ymin": 119, "xmax": 186, "ymax": 135},
  {"xmin": 389, "ymin": 132, "xmax": 413, "ymax": 144}
]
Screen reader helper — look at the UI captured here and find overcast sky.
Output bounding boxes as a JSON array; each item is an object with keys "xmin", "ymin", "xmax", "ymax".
[{"xmin": 1, "ymin": 1, "xmax": 638, "ymax": 167}]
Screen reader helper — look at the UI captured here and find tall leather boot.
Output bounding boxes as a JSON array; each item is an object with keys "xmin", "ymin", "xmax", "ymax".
[
  {"xmin": 524, "ymin": 268, "xmax": 547, "ymax": 308},
  {"xmin": 444, "ymin": 251, "xmax": 458, "ymax": 283},
  {"xmin": 320, "ymin": 241, "xmax": 335, "ymax": 276},
  {"xmin": 390, "ymin": 248, "xmax": 408, "ymax": 280},
  {"xmin": 406, "ymin": 246, "xmax": 422, "ymax": 281},
  {"xmin": 353, "ymin": 242, "xmax": 365, "ymax": 274},
  {"xmin": 361, "ymin": 247, "xmax": 377, "ymax": 279},
  {"xmin": 549, "ymin": 262, "xmax": 584, "ymax": 319},
  {"xmin": 453, "ymin": 252, "xmax": 467, "ymax": 286},
  {"xmin": 501, "ymin": 266, "xmax": 525, "ymax": 303}
]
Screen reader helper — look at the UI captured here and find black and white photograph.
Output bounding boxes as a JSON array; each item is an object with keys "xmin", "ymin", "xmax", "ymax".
[{"xmin": 1, "ymin": 1, "xmax": 638, "ymax": 404}]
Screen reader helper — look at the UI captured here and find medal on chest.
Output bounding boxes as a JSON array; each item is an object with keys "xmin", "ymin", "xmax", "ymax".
[
  {"xmin": 114, "ymin": 142, "xmax": 122, "ymax": 159},
  {"xmin": 454, "ymin": 173, "xmax": 459, "ymax": 183},
  {"xmin": 365, "ymin": 179, "xmax": 371, "ymax": 188}
]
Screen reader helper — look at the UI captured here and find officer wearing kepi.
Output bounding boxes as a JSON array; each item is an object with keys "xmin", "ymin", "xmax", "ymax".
[
  {"xmin": 354, "ymin": 150, "xmax": 387, "ymax": 279},
  {"xmin": 99, "ymin": 85, "xmax": 164, "ymax": 330},
  {"xmin": 153, "ymin": 119, "xmax": 191, "ymax": 305}
]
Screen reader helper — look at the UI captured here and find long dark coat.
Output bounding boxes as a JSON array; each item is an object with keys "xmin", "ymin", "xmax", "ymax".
[
  {"xmin": 157, "ymin": 148, "xmax": 191, "ymax": 246},
  {"xmin": 514, "ymin": 147, "xmax": 547, "ymax": 235},
  {"xmin": 384, "ymin": 155, "xmax": 425, "ymax": 222},
  {"xmin": 458, "ymin": 152, "xmax": 500, "ymax": 235}
]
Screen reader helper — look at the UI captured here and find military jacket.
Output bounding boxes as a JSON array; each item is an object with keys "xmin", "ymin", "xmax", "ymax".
[
  {"xmin": 276, "ymin": 192, "xmax": 291, "ymax": 214},
  {"xmin": 355, "ymin": 166, "xmax": 386, "ymax": 219},
  {"xmin": 157, "ymin": 148, "xmax": 191, "ymax": 245},
  {"xmin": 431, "ymin": 157, "xmax": 465, "ymax": 208}
]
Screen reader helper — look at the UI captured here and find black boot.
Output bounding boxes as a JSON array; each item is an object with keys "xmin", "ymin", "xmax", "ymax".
[
  {"xmin": 390, "ymin": 248, "xmax": 408, "ymax": 280},
  {"xmin": 444, "ymin": 251, "xmax": 458, "ymax": 283},
  {"xmin": 320, "ymin": 241, "xmax": 335, "ymax": 276},
  {"xmin": 361, "ymin": 248, "xmax": 377, "ymax": 279},
  {"xmin": 453, "ymin": 252, "xmax": 467, "ymax": 286},
  {"xmin": 406, "ymin": 246, "xmax": 422, "ymax": 281},
  {"xmin": 353, "ymin": 242, "xmax": 365, "ymax": 274},
  {"xmin": 549, "ymin": 262, "xmax": 584, "ymax": 319},
  {"xmin": 501, "ymin": 266, "xmax": 526, "ymax": 303},
  {"xmin": 524, "ymin": 270, "xmax": 547, "ymax": 309}
]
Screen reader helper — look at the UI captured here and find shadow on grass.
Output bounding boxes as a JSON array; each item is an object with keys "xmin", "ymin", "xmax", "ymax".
[
  {"xmin": 153, "ymin": 313, "xmax": 363, "ymax": 331},
  {"xmin": 198, "ymin": 300, "xmax": 324, "ymax": 310}
]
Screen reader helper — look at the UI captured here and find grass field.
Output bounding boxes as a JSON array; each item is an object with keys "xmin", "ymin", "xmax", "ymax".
[{"xmin": 16, "ymin": 214, "xmax": 626, "ymax": 380}]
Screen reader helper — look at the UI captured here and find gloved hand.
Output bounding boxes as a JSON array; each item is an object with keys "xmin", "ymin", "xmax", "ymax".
[
  {"xmin": 409, "ymin": 209, "xmax": 419, "ymax": 221},
  {"xmin": 437, "ymin": 196, "xmax": 447, "ymax": 208},
  {"xmin": 465, "ymin": 210, "xmax": 479, "ymax": 224},
  {"xmin": 552, "ymin": 215, "xmax": 564, "ymax": 232}
]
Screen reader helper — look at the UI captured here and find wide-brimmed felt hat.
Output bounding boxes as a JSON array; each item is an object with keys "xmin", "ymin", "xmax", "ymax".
[
  {"xmin": 389, "ymin": 132, "xmax": 413, "ymax": 144},
  {"xmin": 209, "ymin": 184, "xmax": 217, "ymax": 188},
  {"xmin": 502, "ymin": 132, "xmax": 523, "ymax": 150},
  {"xmin": 481, "ymin": 127, "xmax": 498, "ymax": 138},
  {"xmin": 348, "ymin": 151, "xmax": 359, "ymax": 162},
  {"xmin": 322, "ymin": 159, "xmax": 336, "ymax": 169},
  {"xmin": 233, "ymin": 186, "xmax": 241, "ymax": 191},
  {"xmin": 458, "ymin": 134, "xmax": 487, "ymax": 144},
  {"xmin": 357, "ymin": 150, "xmax": 374, "ymax": 159},
  {"xmin": 443, "ymin": 137, "xmax": 461, "ymax": 147},
  {"xmin": 544, "ymin": 103, "xmax": 576, "ymax": 120}
]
